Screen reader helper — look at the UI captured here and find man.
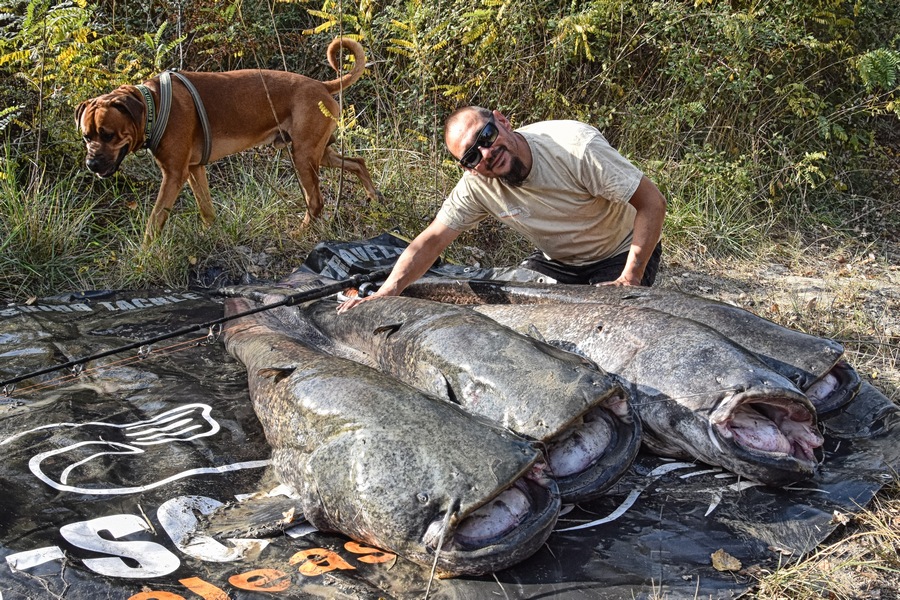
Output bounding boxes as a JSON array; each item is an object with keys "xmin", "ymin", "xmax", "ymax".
[{"xmin": 338, "ymin": 106, "xmax": 666, "ymax": 312}]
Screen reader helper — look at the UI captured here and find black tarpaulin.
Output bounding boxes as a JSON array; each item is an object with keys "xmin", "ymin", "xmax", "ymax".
[{"xmin": 1, "ymin": 238, "xmax": 898, "ymax": 599}]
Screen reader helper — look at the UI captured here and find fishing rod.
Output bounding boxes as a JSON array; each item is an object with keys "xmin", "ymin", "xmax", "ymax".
[{"xmin": 0, "ymin": 269, "xmax": 390, "ymax": 391}]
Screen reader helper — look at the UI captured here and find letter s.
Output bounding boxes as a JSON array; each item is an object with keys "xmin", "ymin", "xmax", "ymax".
[{"xmin": 60, "ymin": 514, "xmax": 180, "ymax": 578}]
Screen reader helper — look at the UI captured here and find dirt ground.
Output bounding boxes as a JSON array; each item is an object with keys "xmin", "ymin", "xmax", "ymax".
[{"xmin": 658, "ymin": 252, "xmax": 900, "ymax": 600}]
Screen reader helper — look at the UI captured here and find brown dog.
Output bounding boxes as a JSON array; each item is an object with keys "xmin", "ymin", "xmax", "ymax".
[{"xmin": 76, "ymin": 38, "xmax": 380, "ymax": 244}]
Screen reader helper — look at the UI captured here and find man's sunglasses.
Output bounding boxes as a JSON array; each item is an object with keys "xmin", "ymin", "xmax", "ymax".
[{"xmin": 458, "ymin": 120, "xmax": 499, "ymax": 169}]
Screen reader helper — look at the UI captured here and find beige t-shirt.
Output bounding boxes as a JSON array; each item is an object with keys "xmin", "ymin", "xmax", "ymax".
[{"xmin": 436, "ymin": 120, "xmax": 644, "ymax": 265}]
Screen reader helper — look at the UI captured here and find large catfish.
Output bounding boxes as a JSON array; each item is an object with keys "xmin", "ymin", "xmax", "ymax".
[
  {"xmin": 472, "ymin": 302, "xmax": 825, "ymax": 486},
  {"xmin": 403, "ymin": 278, "xmax": 860, "ymax": 414},
  {"xmin": 294, "ymin": 295, "xmax": 639, "ymax": 502},
  {"xmin": 222, "ymin": 297, "xmax": 561, "ymax": 576}
]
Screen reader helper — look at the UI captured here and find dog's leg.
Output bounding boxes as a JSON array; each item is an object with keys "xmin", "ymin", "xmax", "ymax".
[
  {"xmin": 320, "ymin": 146, "xmax": 382, "ymax": 202},
  {"xmin": 290, "ymin": 148, "xmax": 325, "ymax": 226},
  {"xmin": 145, "ymin": 170, "xmax": 189, "ymax": 245},
  {"xmin": 187, "ymin": 165, "xmax": 217, "ymax": 227}
]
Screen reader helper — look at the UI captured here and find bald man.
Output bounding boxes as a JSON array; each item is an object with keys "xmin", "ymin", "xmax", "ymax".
[{"xmin": 339, "ymin": 106, "xmax": 666, "ymax": 312}]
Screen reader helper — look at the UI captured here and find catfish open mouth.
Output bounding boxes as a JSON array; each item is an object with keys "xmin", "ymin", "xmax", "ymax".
[
  {"xmin": 713, "ymin": 393, "xmax": 824, "ymax": 466},
  {"xmin": 544, "ymin": 394, "xmax": 641, "ymax": 502},
  {"xmin": 804, "ymin": 359, "xmax": 862, "ymax": 416},
  {"xmin": 422, "ymin": 466, "xmax": 560, "ymax": 576}
]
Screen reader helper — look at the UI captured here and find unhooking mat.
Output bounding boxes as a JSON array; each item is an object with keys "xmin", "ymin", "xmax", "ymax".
[{"xmin": 1, "ymin": 236, "xmax": 898, "ymax": 600}]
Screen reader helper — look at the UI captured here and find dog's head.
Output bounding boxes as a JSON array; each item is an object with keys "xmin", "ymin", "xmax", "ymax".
[{"xmin": 75, "ymin": 86, "xmax": 146, "ymax": 178}]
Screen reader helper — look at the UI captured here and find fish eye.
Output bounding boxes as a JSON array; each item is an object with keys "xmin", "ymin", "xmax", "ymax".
[{"xmin": 416, "ymin": 492, "xmax": 429, "ymax": 504}]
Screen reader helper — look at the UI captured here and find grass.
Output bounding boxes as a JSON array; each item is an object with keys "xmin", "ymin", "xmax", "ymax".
[
  {"xmin": 0, "ymin": 165, "xmax": 110, "ymax": 298},
  {"xmin": 751, "ymin": 481, "xmax": 900, "ymax": 599}
]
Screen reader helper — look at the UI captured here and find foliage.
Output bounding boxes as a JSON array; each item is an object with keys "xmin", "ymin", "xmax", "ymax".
[
  {"xmin": 858, "ymin": 48, "xmax": 900, "ymax": 92},
  {"xmin": 0, "ymin": 0, "xmax": 898, "ymax": 301}
]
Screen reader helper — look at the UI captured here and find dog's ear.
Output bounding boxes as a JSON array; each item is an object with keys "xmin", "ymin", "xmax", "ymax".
[
  {"xmin": 74, "ymin": 100, "xmax": 89, "ymax": 133},
  {"xmin": 111, "ymin": 94, "xmax": 146, "ymax": 126},
  {"xmin": 110, "ymin": 90, "xmax": 148, "ymax": 151}
]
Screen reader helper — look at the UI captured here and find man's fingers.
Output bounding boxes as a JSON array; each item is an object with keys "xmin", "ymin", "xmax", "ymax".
[{"xmin": 337, "ymin": 297, "xmax": 367, "ymax": 313}]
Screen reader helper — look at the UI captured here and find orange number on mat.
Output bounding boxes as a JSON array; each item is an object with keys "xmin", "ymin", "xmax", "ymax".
[
  {"xmin": 344, "ymin": 541, "xmax": 397, "ymax": 564},
  {"xmin": 229, "ymin": 568, "xmax": 292, "ymax": 592},
  {"xmin": 128, "ymin": 593, "xmax": 185, "ymax": 600},
  {"xmin": 178, "ymin": 577, "xmax": 229, "ymax": 600},
  {"xmin": 289, "ymin": 548, "xmax": 356, "ymax": 576}
]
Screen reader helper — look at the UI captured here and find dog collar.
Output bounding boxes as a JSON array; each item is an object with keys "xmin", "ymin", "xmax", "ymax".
[
  {"xmin": 136, "ymin": 74, "xmax": 172, "ymax": 154},
  {"xmin": 135, "ymin": 84, "xmax": 156, "ymax": 148},
  {"xmin": 135, "ymin": 72, "xmax": 210, "ymax": 164}
]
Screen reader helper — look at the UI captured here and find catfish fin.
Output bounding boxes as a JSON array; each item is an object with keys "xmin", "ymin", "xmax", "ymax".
[
  {"xmin": 373, "ymin": 322, "xmax": 403, "ymax": 336},
  {"xmin": 198, "ymin": 494, "xmax": 307, "ymax": 540},
  {"xmin": 257, "ymin": 367, "xmax": 295, "ymax": 383},
  {"xmin": 527, "ymin": 323, "xmax": 547, "ymax": 343}
]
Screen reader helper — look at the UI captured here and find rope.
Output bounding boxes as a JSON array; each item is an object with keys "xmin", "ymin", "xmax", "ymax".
[{"xmin": 335, "ymin": 0, "xmax": 347, "ymax": 218}]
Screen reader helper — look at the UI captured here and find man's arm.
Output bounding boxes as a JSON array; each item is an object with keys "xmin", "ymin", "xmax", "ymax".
[
  {"xmin": 605, "ymin": 175, "xmax": 667, "ymax": 286},
  {"xmin": 337, "ymin": 220, "xmax": 461, "ymax": 312}
]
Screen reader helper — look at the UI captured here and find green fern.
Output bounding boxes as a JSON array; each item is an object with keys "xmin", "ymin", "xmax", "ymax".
[{"xmin": 857, "ymin": 49, "xmax": 900, "ymax": 93}]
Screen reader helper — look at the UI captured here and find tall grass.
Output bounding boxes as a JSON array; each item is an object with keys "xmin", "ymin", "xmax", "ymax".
[
  {"xmin": 0, "ymin": 140, "xmax": 452, "ymax": 300},
  {"xmin": 1, "ymin": 134, "xmax": 893, "ymax": 302},
  {"xmin": 0, "ymin": 162, "xmax": 110, "ymax": 299},
  {"xmin": 753, "ymin": 481, "xmax": 900, "ymax": 599}
]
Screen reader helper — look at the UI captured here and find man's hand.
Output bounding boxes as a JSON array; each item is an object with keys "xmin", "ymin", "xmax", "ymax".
[
  {"xmin": 335, "ymin": 221, "xmax": 461, "ymax": 314},
  {"xmin": 336, "ymin": 293, "xmax": 381, "ymax": 313},
  {"xmin": 597, "ymin": 275, "xmax": 641, "ymax": 287}
]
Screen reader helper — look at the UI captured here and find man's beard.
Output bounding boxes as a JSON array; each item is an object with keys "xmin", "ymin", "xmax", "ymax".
[{"xmin": 500, "ymin": 155, "xmax": 528, "ymax": 186}]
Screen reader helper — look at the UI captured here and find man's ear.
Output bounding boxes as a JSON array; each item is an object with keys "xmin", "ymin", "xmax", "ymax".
[{"xmin": 493, "ymin": 110, "xmax": 512, "ymax": 130}]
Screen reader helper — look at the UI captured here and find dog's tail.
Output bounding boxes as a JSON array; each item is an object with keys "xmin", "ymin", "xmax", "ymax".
[{"xmin": 322, "ymin": 37, "xmax": 367, "ymax": 95}]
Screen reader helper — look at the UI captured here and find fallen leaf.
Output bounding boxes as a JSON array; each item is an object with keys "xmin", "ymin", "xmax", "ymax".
[{"xmin": 711, "ymin": 548, "xmax": 742, "ymax": 572}]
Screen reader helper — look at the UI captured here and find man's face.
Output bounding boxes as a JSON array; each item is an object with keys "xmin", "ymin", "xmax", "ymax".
[{"xmin": 448, "ymin": 112, "xmax": 528, "ymax": 185}]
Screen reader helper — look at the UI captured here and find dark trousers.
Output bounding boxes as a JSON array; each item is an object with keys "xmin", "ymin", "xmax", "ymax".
[{"xmin": 520, "ymin": 241, "xmax": 663, "ymax": 286}]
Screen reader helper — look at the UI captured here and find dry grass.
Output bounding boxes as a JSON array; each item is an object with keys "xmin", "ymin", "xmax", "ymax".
[
  {"xmin": 750, "ymin": 483, "xmax": 900, "ymax": 600},
  {"xmin": 658, "ymin": 250, "xmax": 899, "ymax": 600}
]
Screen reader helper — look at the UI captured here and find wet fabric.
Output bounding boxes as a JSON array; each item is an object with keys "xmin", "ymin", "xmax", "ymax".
[{"xmin": 0, "ymin": 236, "xmax": 898, "ymax": 599}]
